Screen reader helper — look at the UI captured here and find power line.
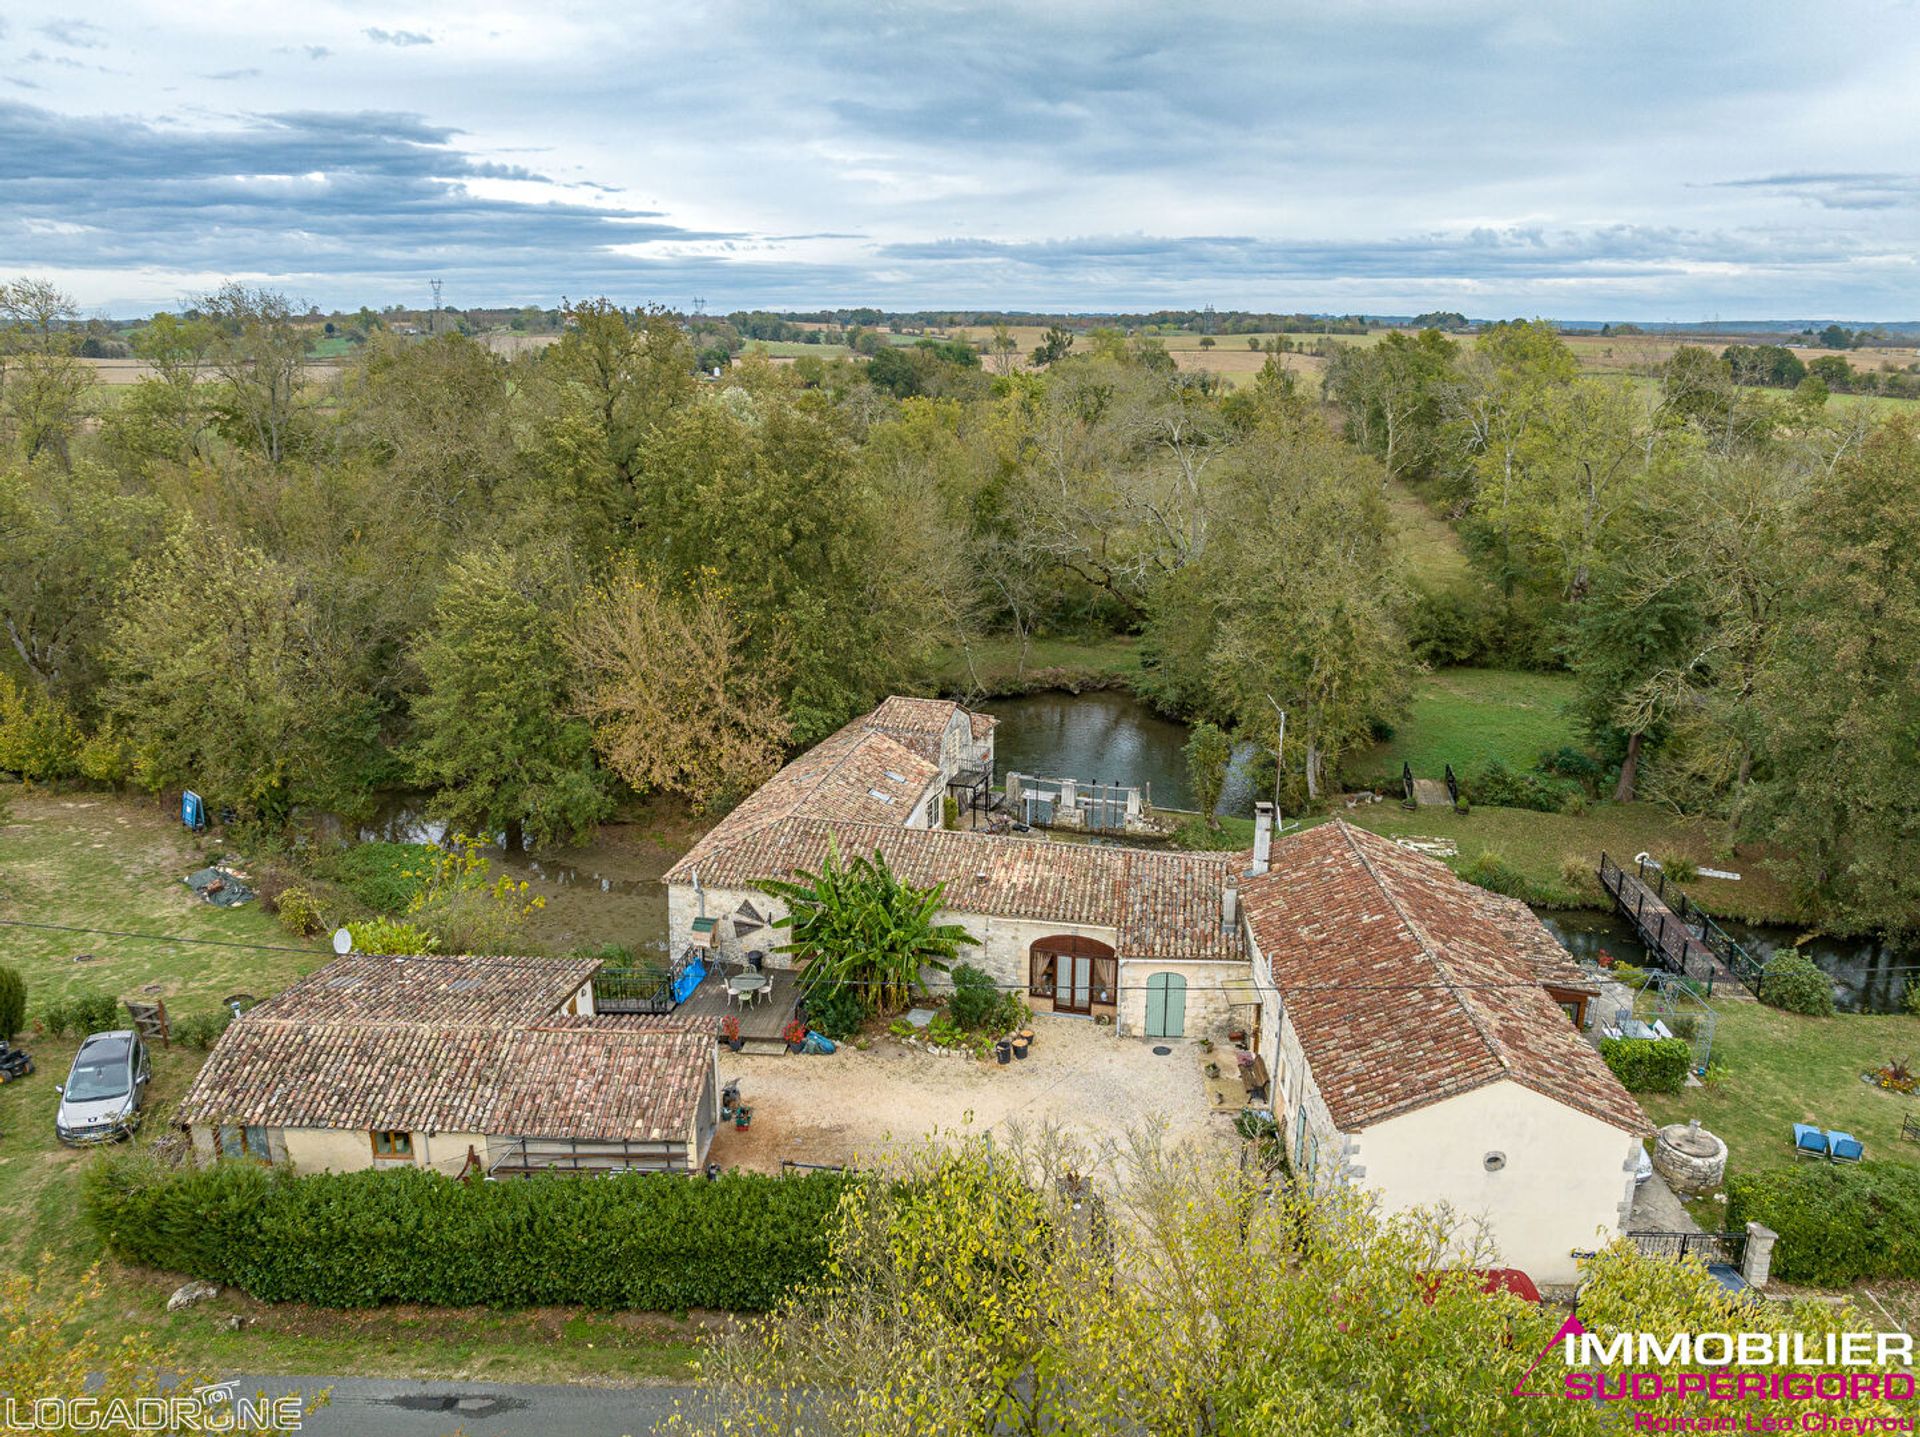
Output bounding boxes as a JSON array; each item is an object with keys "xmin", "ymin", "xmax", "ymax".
[
  {"xmin": 0, "ymin": 918, "xmax": 319, "ymax": 957},
  {"xmin": 0, "ymin": 919, "xmax": 1643, "ymax": 996}
]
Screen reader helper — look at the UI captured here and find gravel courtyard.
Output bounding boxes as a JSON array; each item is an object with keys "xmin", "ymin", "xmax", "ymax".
[{"xmin": 705, "ymin": 1015, "xmax": 1233, "ymax": 1173}]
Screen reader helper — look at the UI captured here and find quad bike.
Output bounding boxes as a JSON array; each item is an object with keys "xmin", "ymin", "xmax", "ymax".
[{"xmin": 0, "ymin": 1041, "xmax": 33, "ymax": 1083}]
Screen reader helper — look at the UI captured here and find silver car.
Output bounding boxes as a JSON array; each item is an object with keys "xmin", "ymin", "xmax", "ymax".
[{"xmin": 55, "ymin": 1030, "xmax": 151, "ymax": 1145}]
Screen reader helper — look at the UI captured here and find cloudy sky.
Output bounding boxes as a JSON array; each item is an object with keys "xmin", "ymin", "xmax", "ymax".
[{"xmin": 3, "ymin": 1, "xmax": 1917, "ymax": 318}]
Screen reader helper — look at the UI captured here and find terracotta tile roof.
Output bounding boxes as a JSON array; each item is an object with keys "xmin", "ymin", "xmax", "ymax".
[
  {"xmin": 179, "ymin": 958, "xmax": 713, "ymax": 1144},
  {"xmin": 1240, "ymin": 821, "xmax": 1646, "ymax": 1135},
  {"xmin": 969, "ymin": 711, "xmax": 997, "ymax": 741},
  {"xmin": 670, "ymin": 815, "xmax": 1242, "ymax": 962},
  {"xmin": 243, "ymin": 953, "xmax": 600, "ymax": 1029},
  {"xmin": 667, "ymin": 720, "xmax": 939, "ymax": 881},
  {"xmin": 864, "ymin": 695, "xmax": 965, "ymax": 763}
]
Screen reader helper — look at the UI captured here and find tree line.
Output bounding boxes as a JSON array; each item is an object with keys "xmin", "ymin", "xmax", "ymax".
[
  {"xmin": 2, "ymin": 279, "xmax": 1917, "ymax": 935},
  {"xmin": 1325, "ymin": 321, "xmax": 1920, "ymax": 936}
]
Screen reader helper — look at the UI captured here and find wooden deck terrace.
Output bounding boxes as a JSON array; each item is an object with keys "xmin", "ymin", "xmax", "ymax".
[{"xmin": 673, "ymin": 964, "xmax": 801, "ymax": 1053}]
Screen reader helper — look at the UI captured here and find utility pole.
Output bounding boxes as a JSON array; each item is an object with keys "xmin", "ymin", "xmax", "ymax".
[{"xmin": 1265, "ymin": 695, "xmax": 1288, "ymax": 833}]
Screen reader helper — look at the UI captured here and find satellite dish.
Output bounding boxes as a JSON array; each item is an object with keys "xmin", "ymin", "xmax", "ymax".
[{"xmin": 332, "ymin": 927, "xmax": 354, "ymax": 956}]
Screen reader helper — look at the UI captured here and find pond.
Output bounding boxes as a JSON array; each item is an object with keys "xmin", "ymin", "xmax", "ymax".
[
  {"xmin": 982, "ymin": 688, "xmax": 1913, "ymax": 1013},
  {"xmin": 982, "ymin": 688, "xmax": 1259, "ymax": 816}
]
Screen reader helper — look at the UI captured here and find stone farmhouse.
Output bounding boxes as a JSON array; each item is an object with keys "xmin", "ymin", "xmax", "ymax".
[{"xmin": 665, "ymin": 695, "xmax": 1648, "ymax": 1280}]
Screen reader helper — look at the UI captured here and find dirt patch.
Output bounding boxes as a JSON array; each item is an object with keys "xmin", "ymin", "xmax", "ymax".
[{"xmin": 709, "ymin": 1016, "xmax": 1231, "ymax": 1172}]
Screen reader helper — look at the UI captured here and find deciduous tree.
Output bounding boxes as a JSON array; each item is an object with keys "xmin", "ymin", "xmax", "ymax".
[
  {"xmin": 409, "ymin": 542, "xmax": 609, "ymax": 850},
  {"xmin": 563, "ymin": 566, "xmax": 791, "ymax": 812}
]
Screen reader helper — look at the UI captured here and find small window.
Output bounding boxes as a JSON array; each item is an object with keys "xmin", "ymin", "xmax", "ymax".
[
  {"xmin": 866, "ymin": 789, "xmax": 897, "ymax": 804},
  {"xmin": 371, "ymin": 1129, "xmax": 414, "ymax": 1159},
  {"xmin": 218, "ymin": 1124, "xmax": 271, "ymax": 1162}
]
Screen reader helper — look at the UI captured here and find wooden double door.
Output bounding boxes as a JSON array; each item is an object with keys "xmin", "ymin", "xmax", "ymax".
[{"xmin": 1030, "ymin": 935, "xmax": 1116, "ymax": 1015}]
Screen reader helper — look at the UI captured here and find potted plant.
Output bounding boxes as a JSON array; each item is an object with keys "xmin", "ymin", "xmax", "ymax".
[
  {"xmin": 734, "ymin": 1103, "xmax": 752, "ymax": 1130},
  {"xmin": 783, "ymin": 1019, "xmax": 809, "ymax": 1054},
  {"xmin": 1010, "ymin": 1033, "xmax": 1030, "ymax": 1061},
  {"xmin": 994, "ymin": 1038, "xmax": 1012, "ymax": 1065},
  {"xmin": 721, "ymin": 1015, "xmax": 743, "ymax": 1052}
]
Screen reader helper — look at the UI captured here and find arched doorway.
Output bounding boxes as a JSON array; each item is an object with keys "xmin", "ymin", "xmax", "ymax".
[
  {"xmin": 1144, "ymin": 972, "xmax": 1187, "ymax": 1038},
  {"xmin": 1029, "ymin": 934, "xmax": 1116, "ymax": 1016}
]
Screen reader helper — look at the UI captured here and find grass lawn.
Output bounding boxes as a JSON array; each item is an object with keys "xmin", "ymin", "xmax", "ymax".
[
  {"xmin": 1640, "ymin": 1002, "xmax": 1920, "ymax": 1221},
  {"xmin": 1356, "ymin": 668, "xmax": 1579, "ymax": 786},
  {"xmin": 1386, "ymin": 479, "xmax": 1475, "ymax": 593},
  {"xmin": 0, "ymin": 788, "xmax": 701, "ymax": 1385},
  {"xmin": 928, "ymin": 632, "xmax": 1143, "ymax": 695}
]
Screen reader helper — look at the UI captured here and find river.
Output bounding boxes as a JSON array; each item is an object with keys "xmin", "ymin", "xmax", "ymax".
[{"xmin": 982, "ymin": 688, "xmax": 1915, "ymax": 1014}]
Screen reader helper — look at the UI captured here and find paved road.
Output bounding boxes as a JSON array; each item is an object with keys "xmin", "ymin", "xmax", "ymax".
[{"xmin": 231, "ymin": 1375, "xmax": 701, "ymax": 1436}]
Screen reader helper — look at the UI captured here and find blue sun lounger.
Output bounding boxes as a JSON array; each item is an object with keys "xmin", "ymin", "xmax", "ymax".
[
  {"xmin": 1792, "ymin": 1124, "xmax": 1828, "ymax": 1159},
  {"xmin": 1825, "ymin": 1130, "xmax": 1864, "ymax": 1164}
]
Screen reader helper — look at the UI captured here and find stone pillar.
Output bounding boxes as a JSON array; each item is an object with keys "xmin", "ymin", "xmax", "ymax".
[{"xmin": 1742, "ymin": 1222, "xmax": 1778, "ymax": 1289}]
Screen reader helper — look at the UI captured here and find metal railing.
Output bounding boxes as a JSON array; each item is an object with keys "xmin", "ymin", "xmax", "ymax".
[{"xmin": 1629, "ymin": 1230, "xmax": 1748, "ymax": 1267}]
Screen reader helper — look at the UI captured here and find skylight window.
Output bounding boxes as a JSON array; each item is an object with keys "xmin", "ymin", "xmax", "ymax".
[
  {"xmin": 867, "ymin": 789, "xmax": 897, "ymax": 803},
  {"xmin": 884, "ymin": 770, "xmax": 907, "ymax": 783}
]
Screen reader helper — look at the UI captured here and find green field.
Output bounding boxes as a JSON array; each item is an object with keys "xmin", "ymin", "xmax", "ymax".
[
  {"xmin": 1358, "ymin": 668, "xmax": 1579, "ymax": 784},
  {"xmin": 0, "ymin": 789, "xmax": 701, "ymax": 1383},
  {"xmin": 744, "ymin": 339, "xmax": 854, "ymax": 360}
]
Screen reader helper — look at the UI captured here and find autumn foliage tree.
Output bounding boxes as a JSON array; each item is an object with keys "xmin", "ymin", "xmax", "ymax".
[
  {"xmin": 563, "ymin": 566, "xmax": 791, "ymax": 812},
  {"xmin": 673, "ymin": 1127, "xmax": 1905, "ymax": 1437}
]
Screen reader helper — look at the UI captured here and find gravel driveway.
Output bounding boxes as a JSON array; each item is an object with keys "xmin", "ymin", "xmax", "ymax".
[{"xmin": 707, "ymin": 1016, "xmax": 1231, "ymax": 1172}]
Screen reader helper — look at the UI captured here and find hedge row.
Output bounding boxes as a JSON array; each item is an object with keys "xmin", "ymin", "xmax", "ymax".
[
  {"xmin": 1727, "ymin": 1163, "xmax": 1920, "ymax": 1286},
  {"xmin": 1597, "ymin": 1036, "xmax": 1692, "ymax": 1094},
  {"xmin": 84, "ymin": 1157, "xmax": 853, "ymax": 1310}
]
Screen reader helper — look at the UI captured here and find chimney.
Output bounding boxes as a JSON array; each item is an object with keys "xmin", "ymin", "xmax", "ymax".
[
  {"xmin": 1221, "ymin": 876, "xmax": 1239, "ymax": 933},
  {"xmin": 1250, "ymin": 802, "xmax": 1274, "ymax": 876}
]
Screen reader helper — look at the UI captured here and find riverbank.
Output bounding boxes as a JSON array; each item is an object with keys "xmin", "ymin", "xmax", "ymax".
[{"xmin": 928, "ymin": 633, "xmax": 1143, "ymax": 697}]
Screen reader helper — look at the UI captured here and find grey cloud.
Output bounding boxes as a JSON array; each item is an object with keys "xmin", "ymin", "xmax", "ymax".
[
  {"xmin": 0, "ymin": 101, "xmax": 736, "ymax": 291},
  {"xmin": 1710, "ymin": 172, "xmax": 1920, "ymax": 211},
  {"xmin": 201, "ymin": 68, "xmax": 264, "ymax": 81},
  {"xmin": 364, "ymin": 28, "xmax": 433, "ymax": 47},
  {"xmin": 37, "ymin": 18, "xmax": 105, "ymax": 49}
]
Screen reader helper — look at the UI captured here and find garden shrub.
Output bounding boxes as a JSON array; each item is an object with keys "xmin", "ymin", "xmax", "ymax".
[
  {"xmin": 84, "ymin": 1156, "xmax": 853, "ymax": 1311},
  {"xmin": 346, "ymin": 917, "xmax": 437, "ymax": 956},
  {"xmin": 1597, "ymin": 1036, "xmax": 1692, "ymax": 1094},
  {"xmin": 1659, "ymin": 855, "xmax": 1700, "ymax": 884},
  {"xmin": 804, "ymin": 981, "xmax": 866, "ymax": 1041},
  {"xmin": 1726, "ymin": 1164, "xmax": 1920, "ymax": 1286},
  {"xmin": 947, "ymin": 963, "xmax": 1003, "ymax": 1030},
  {"xmin": 0, "ymin": 964, "xmax": 24, "ymax": 1040},
  {"xmin": 274, "ymin": 886, "xmax": 326, "ymax": 938},
  {"xmin": 1537, "ymin": 746, "xmax": 1607, "ymax": 795},
  {"xmin": 314, "ymin": 841, "xmax": 435, "ymax": 914},
  {"xmin": 1457, "ymin": 849, "xmax": 1527, "ymax": 898},
  {"xmin": 1760, "ymin": 953, "xmax": 1835, "ymax": 1017},
  {"xmin": 1465, "ymin": 759, "xmax": 1577, "ymax": 814},
  {"xmin": 37, "ymin": 992, "xmax": 121, "ymax": 1038},
  {"xmin": 170, "ymin": 1009, "xmax": 234, "ymax": 1051}
]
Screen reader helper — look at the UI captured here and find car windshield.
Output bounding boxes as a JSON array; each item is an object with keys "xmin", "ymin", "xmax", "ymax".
[{"xmin": 66, "ymin": 1046, "xmax": 129, "ymax": 1103}]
